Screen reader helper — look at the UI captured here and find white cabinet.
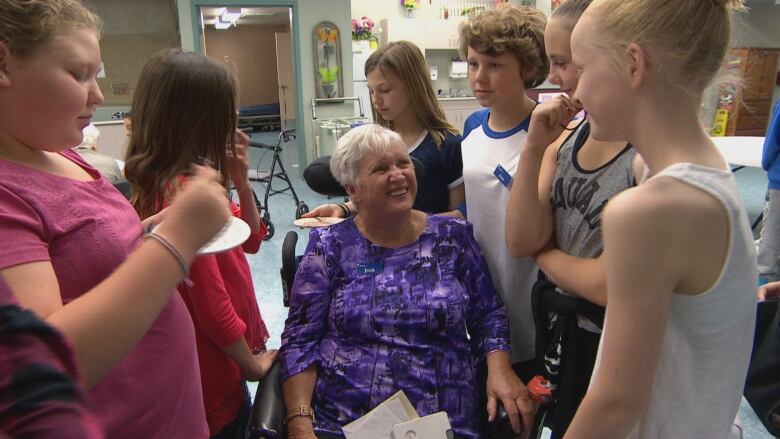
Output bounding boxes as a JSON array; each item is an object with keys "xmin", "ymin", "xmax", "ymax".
[
  {"xmin": 424, "ymin": 19, "xmax": 462, "ymax": 50},
  {"xmin": 381, "ymin": 18, "xmax": 465, "ymax": 53},
  {"xmin": 439, "ymin": 98, "xmax": 483, "ymax": 134},
  {"xmin": 380, "ymin": 18, "xmax": 427, "ymax": 51}
]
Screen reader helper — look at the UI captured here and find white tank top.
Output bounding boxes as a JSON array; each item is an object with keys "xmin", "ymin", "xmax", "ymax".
[{"xmin": 598, "ymin": 163, "xmax": 757, "ymax": 438}]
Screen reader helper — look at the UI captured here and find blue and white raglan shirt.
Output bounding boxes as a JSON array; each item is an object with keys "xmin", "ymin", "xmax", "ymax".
[
  {"xmin": 408, "ymin": 130, "xmax": 464, "ymax": 214},
  {"xmin": 461, "ymin": 108, "xmax": 538, "ymax": 363}
]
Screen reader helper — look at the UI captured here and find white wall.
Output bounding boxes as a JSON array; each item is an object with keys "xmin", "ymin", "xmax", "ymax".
[
  {"xmin": 351, "ymin": 0, "xmax": 550, "ymax": 21},
  {"xmin": 296, "ymin": 0, "xmax": 355, "ymax": 163}
]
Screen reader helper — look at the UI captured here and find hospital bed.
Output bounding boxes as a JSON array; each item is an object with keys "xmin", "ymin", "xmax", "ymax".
[{"xmin": 239, "ymin": 103, "xmax": 282, "ymax": 132}]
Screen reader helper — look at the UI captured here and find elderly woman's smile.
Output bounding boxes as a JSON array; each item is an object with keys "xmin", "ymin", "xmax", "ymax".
[{"xmin": 353, "ymin": 143, "xmax": 417, "ymax": 213}]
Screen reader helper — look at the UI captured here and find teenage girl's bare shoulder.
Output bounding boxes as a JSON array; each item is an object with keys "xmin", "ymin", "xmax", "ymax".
[
  {"xmin": 604, "ymin": 176, "xmax": 729, "ymax": 292},
  {"xmin": 607, "ymin": 177, "xmax": 725, "ymax": 237}
]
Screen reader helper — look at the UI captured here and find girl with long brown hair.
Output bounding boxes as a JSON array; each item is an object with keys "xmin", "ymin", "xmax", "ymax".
[
  {"xmin": 305, "ymin": 40, "xmax": 465, "ymax": 218},
  {"xmin": 124, "ymin": 48, "xmax": 277, "ymax": 438}
]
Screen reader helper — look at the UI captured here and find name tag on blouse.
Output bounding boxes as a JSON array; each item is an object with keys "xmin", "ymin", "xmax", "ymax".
[{"xmin": 356, "ymin": 262, "xmax": 383, "ymax": 275}]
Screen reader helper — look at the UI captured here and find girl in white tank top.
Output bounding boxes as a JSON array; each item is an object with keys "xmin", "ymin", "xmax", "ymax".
[{"xmin": 526, "ymin": 1, "xmax": 758, "ymax": 437}]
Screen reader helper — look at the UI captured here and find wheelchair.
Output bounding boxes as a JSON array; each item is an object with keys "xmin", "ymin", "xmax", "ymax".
[{"xmin": 249, "ymin": 156, "xmax": 539, "ymax": 439}]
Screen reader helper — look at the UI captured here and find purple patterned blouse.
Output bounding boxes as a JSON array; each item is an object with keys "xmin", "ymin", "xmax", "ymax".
[{"xmin": 280, "ymin": 215, "xmax": 510, "ymax": 438}]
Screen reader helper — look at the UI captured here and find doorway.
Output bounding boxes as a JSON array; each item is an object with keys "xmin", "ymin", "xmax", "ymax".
[{"xmin": 200, "ymin": 6, "xmax": 298, "ymax": 133}]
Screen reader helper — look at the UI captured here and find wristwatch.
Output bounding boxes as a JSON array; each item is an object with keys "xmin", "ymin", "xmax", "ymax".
[{"xmin": 285, "ymin": 405, "xmax": 315, "ymax": 424}]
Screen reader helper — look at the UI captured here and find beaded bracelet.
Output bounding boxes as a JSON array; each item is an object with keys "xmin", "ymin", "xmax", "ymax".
[{"xmin": 144, "ymin": 231, "xmax": 192, "ymax": 286}]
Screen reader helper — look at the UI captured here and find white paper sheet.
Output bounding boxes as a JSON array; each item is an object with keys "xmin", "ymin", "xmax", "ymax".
[{"xmin": 342, "ymin": 391, "xmax": 419, "ymax": 439}]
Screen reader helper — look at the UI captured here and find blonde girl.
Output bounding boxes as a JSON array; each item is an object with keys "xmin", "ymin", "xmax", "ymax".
[{"xmin": 556, "ymin": 0, "xmax": 755, "ymax": 436}]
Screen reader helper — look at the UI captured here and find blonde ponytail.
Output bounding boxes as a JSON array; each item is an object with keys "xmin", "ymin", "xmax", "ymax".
[
  {"xmin": 713, "ymin": 0, "xmax": 747, "ymax": 11},
  {"xmin": 589, "ymin": 0, "xmax": 745, "ymax": 96}
]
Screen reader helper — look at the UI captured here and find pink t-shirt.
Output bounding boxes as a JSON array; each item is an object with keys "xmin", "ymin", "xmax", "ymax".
[{"xmin": 0, "ymin": 150, "xmax": 208, "ymax": 438}]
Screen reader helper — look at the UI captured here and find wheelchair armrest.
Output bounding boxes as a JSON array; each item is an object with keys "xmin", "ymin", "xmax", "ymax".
[
  {"xmin": 486, "ymin": 403, "xmax": 547, "ymax": 439},
  {"xmin": 281, "ymin": 231, "xmax": 299, "ymax": 308},
  {"xmin": 483, "ymin": 403, "xmax": 514, "ymax": 438},
  {"xmin": 250, "ymin": 361, "xmax": 285, "ymax": 439}
]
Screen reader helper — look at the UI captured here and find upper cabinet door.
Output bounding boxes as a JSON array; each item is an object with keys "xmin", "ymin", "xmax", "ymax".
[
  {"xmin": 381, "ymin": 17, "xmax": 426, "ymax": 51},
  {"xmin": 424, "ymin": 19, "xmax": 461, "ymax": 50}
]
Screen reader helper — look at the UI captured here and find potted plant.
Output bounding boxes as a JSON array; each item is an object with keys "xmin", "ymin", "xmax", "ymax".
[{"xmin": 400, "ymin": 0, "xmax": 420, "ymax": 18}]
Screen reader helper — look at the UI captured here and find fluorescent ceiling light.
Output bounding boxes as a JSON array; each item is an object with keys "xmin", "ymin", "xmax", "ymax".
[
  {"xmin": 214, "ymin": 17, "xmax": 232, "ymax": 30},
  {"xmin": 221, "ymin": 7, "xmax": 243, "ymax": 22}
]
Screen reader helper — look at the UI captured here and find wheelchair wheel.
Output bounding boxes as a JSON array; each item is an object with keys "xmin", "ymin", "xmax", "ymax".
[{"xmin": 295, "ymin": 202, "xmax": 309, "ymax": 219}]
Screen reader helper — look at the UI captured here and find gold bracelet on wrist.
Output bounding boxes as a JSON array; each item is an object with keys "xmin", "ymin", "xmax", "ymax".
[{"xmin": 284, "ymin": 405, "xmax": 315, "ymax": 424}]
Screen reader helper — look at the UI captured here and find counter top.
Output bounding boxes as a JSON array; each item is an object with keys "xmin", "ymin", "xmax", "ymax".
[{"xmin": 437, "ymin": 96, "xmax": 476, "ymax": 101}]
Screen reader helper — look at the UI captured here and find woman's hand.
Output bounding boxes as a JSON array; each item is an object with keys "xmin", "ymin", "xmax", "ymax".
[
  {"xmin": 758, "ymin": 281, "xmax": 780, "ymax": 301},
  {"xmin": 486, "ymin": 353, "xmax": 536, "ymax": 437},
  {"xmin": 526, "ymin": 95, "xmax": 581, "ymax": 152},
  {"xmin": 286, "ymin": 417, "xmax": 317, "ymax": 439},
  {"xmin": 302, "ymin": 203, "xmax": 342, "ymax": 218},
  {"xmin": 227, "ymin": 129, "xmax": 251, "ymax": 192},
  {"xmin": 244, "ymin": 350, "xmax": 279, "ymax": 381},
  {"xmin": 140, "ymin": 206, "xmax": 169, "ymax": 233}
]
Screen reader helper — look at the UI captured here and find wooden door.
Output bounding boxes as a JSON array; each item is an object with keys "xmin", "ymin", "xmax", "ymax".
[
  {"xmin": 275, "ymin": 32, "xmax": 296, "ymax": 129},
  {"xmin": 742, "ymin": 49, "xmax": 777, "ymax": 100}
]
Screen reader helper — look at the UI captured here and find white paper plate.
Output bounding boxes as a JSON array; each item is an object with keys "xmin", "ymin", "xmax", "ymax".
[
  {"xmin": 198, "ymin": 217, "xmax": 251, "ymax": 255},
  {"xmin": 153, "ymin": 216, "xmax": 251, "ymax": 256},
  {"xmin": 293, "ymin": 217, "xmax": 345, "ymax": 228}
]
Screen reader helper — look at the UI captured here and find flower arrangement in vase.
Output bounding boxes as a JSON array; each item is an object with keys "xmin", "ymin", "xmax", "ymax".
[
  {"xmin": 351, "ymin": 16, "xmax": 375, "ymax": 40},
  {"xmin": 400, "ymin": 0, "xmax": 421, "ymax": 18}
]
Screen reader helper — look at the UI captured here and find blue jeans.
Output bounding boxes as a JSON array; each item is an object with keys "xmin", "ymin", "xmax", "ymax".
[{"xmin": 211, "ymin": 383, "xmax": 251, "ymax": 439}]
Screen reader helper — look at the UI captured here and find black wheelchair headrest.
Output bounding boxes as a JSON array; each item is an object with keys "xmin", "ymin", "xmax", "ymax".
[
  {"xmin": 303, "ymin": 155, "xmax": 426, "ymax": 198},
  {"xmin": 303, "ymin": 156, "xmax": 347, "ymax": 197}
]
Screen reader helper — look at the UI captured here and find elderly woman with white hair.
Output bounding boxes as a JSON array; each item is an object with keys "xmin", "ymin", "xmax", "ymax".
[{"xmin": 279, "ymin": 124, "xmax": 534, "ymax": 439}]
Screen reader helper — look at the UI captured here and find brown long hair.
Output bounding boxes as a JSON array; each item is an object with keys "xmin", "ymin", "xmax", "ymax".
[
  {"xmin": 124, "ymin": 48, "xmax": 237, "ymax": 219},
  {"xmin": 364, "ymin": 41, "xmax": 458, "ymax": 146}
]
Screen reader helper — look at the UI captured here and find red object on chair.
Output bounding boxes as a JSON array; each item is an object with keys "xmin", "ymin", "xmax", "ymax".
[{"xmin": 528, "ymin": 375, "xmax": 554, "ymax": 405}]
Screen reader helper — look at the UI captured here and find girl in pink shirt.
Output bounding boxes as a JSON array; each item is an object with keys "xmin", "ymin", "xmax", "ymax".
[{"xmin": 0, "ymin": 1, "xmax": 231, "ymax": 437}]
